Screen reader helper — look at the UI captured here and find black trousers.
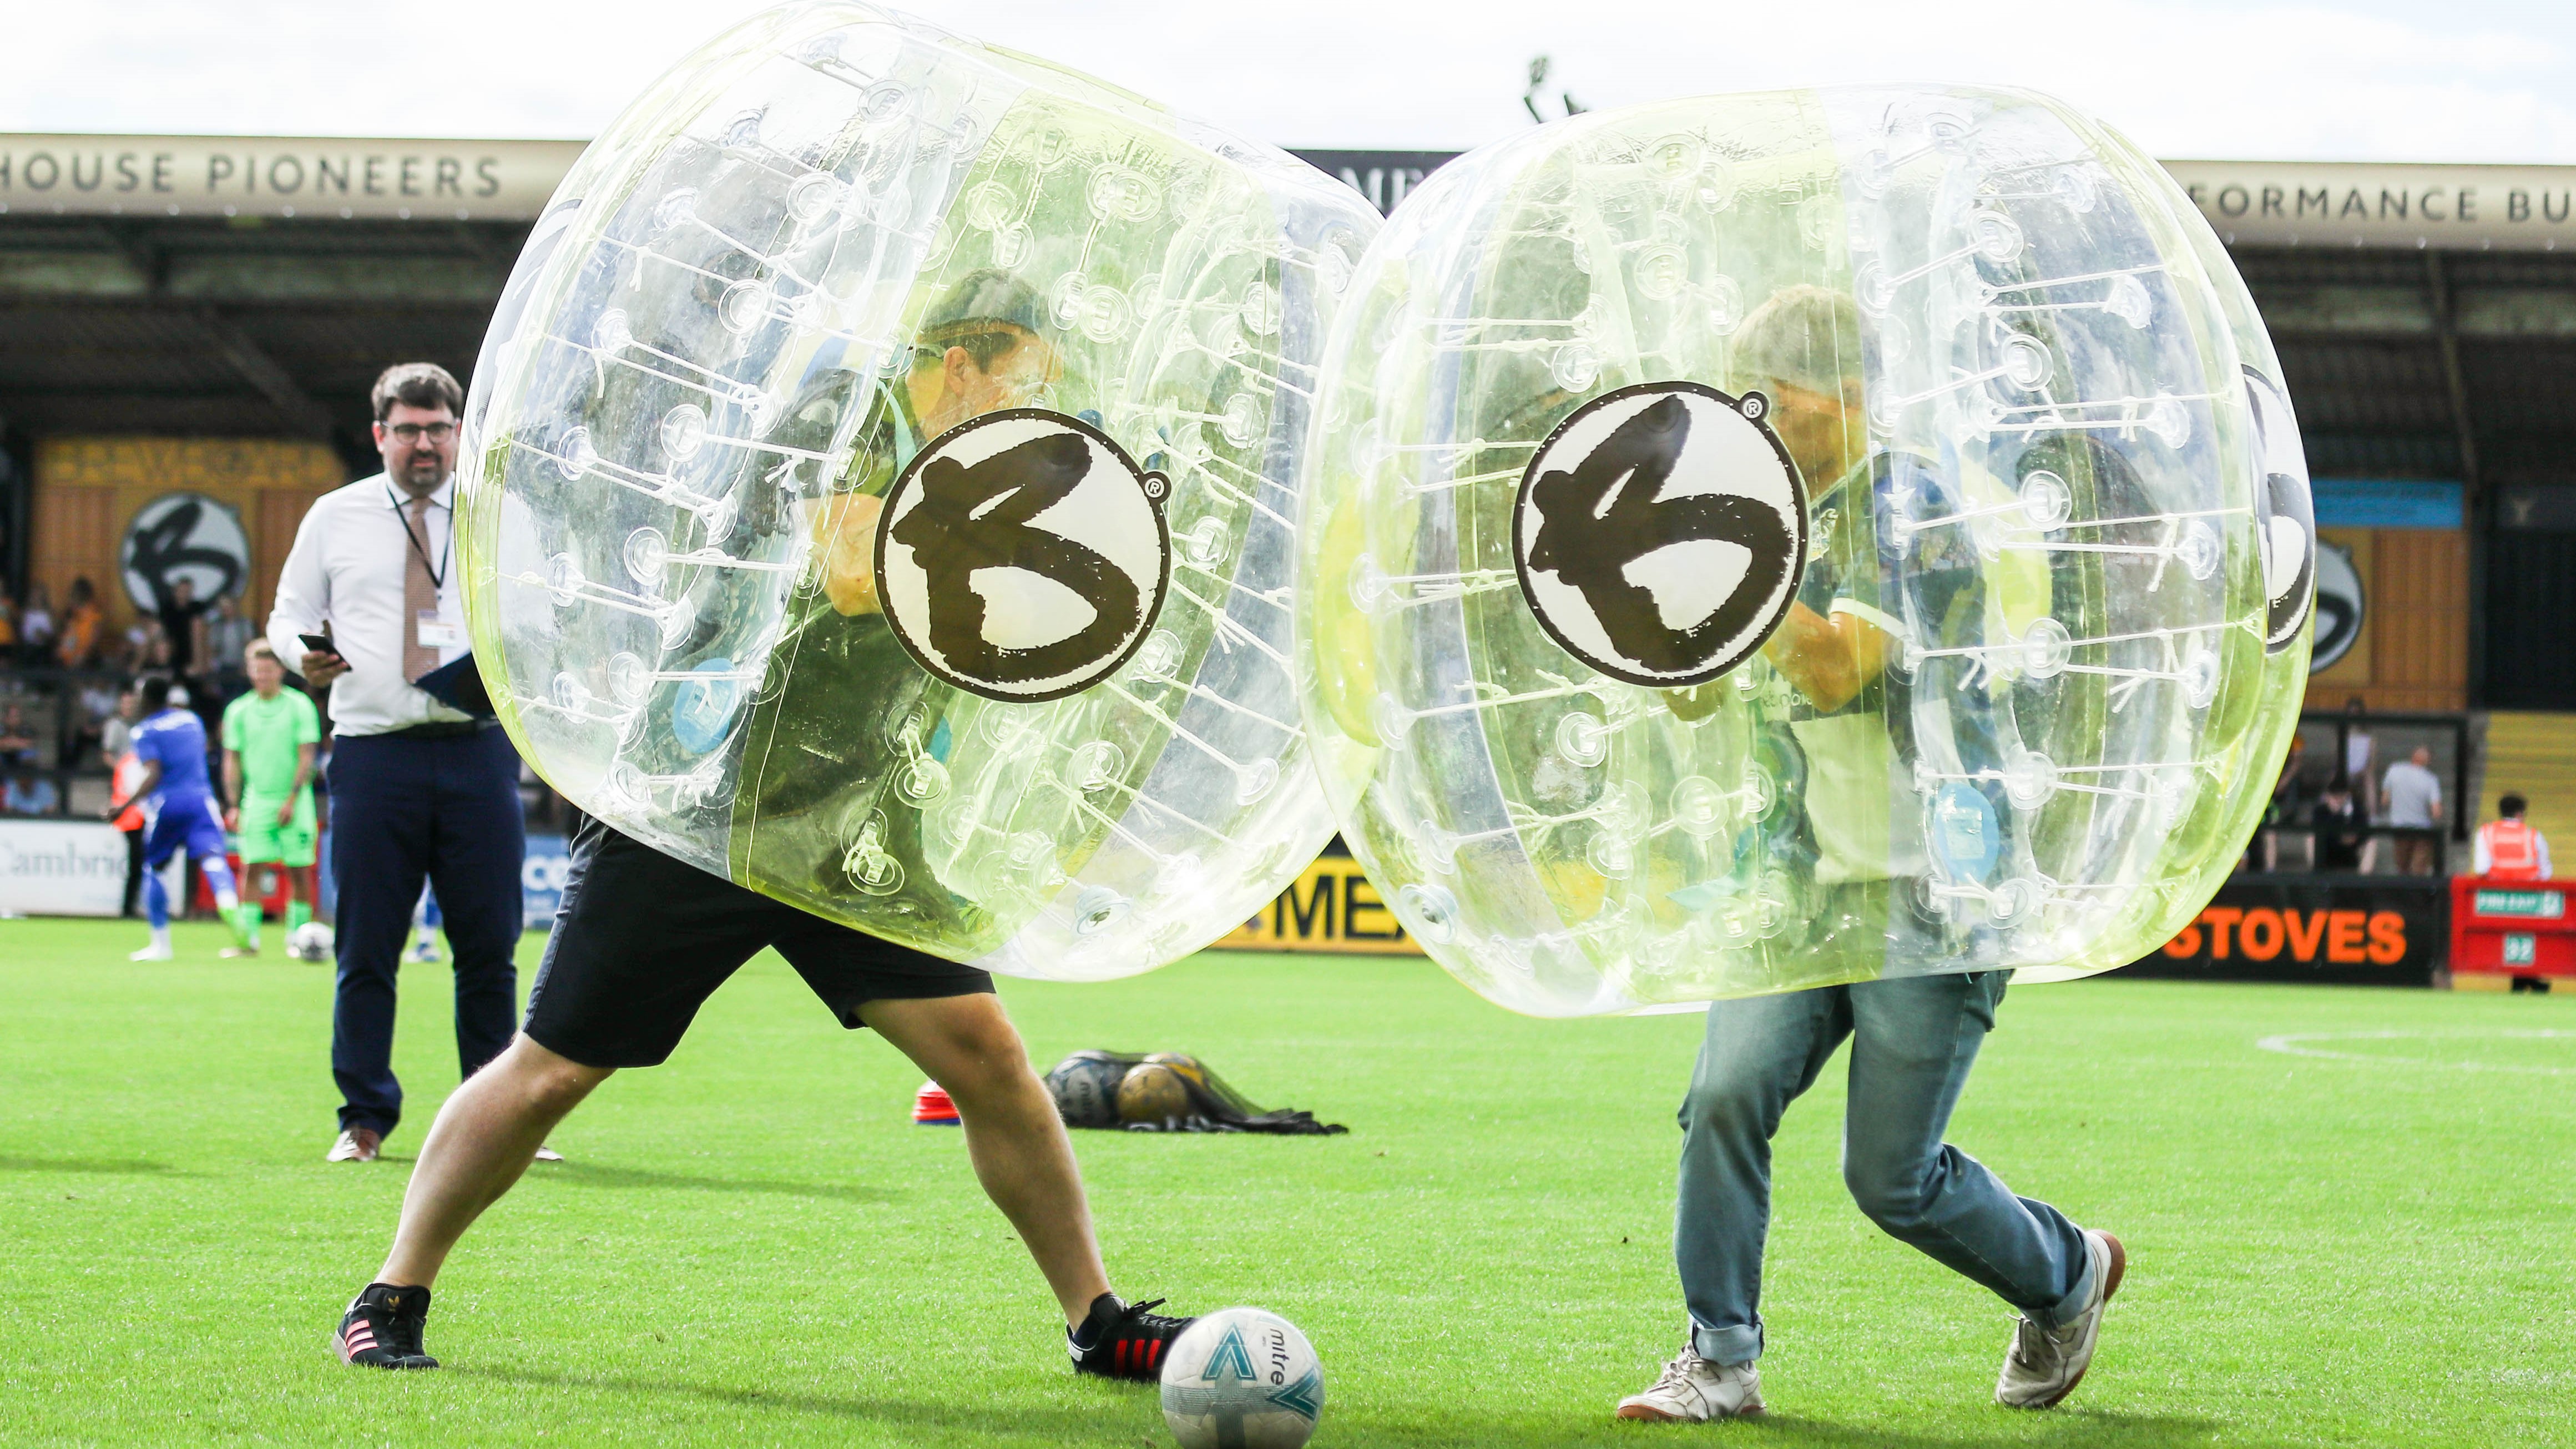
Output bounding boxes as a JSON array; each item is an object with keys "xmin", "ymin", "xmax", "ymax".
[
  {"xmin": 120, "ymin": 827, "xmax": 144, "ymax": 917},
  {"xmin": 327, "ymin": 726, "xmax": 524, "ymax": 1137}
]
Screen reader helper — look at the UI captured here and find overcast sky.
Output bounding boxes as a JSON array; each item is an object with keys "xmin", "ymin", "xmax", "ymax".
[{"xmin": 7, "ymin": 0, "xmax": 2572, "ymax": 163}]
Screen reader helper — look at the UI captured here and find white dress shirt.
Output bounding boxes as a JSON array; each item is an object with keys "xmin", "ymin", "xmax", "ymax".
[{"xmin": 266, "ymin": 472, "xmax": 472, "ymax": 736}]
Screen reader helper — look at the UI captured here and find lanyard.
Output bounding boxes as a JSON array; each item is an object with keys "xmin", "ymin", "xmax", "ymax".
[{"xmin": 387, "ymin": 484, "xmax": 450, "ymax": 592}]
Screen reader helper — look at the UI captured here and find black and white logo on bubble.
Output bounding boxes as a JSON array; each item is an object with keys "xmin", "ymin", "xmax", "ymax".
[
  {"xmin": 1513, "ymin": 382, "xmax": 1807, "ymax": 688},
  {"xmin": 2244, "ymin": 367, "xmax": 2316, "ymax": 654},
  {"xmin": 875, "ymin": 408, "xmax": 1170, "ymax": 702}
]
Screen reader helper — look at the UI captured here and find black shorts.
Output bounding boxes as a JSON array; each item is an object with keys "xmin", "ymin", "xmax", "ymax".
[{"xmin": 523, "ymin": 816, "xmax": 994, "ymax": 1068}]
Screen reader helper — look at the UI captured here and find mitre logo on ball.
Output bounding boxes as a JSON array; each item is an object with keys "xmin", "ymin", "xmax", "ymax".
[
  {"xmin": 1160, "ymin": 1308, "xmax": 1325, "ymax": 1449},
  {"xmin": 1512, "ymin": 381, "xmax": 1807, "ymax": 688},
  {"xmin": 875, "ymin": 407, "xmax": 1172, "ymax": 701}
]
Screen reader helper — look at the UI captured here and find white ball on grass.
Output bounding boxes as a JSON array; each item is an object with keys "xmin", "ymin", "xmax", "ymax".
[{"xmin": 1159, "ymin": 1307, "xmax": 1322, "ymax": 1449}]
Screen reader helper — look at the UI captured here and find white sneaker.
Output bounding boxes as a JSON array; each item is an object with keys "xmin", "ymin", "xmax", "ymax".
[
  {"xmin": 130, "ymin": 942, "xmax": 173, "ymax": 962},
  {"xmin": 1616, "ymin": 1342, "xmax": 1764, "ymax": 1422},
  {"xmin": 1997, "ymin": 1229, "xmax": 2125, "ymax": 1408},
  {"xmin": 327, "ymin": 1128, "xmax": 382, "ymax": 1163},
  {"xmin": 532, "ymin": 1145, "xmax": 564, "ymax": 1163}
]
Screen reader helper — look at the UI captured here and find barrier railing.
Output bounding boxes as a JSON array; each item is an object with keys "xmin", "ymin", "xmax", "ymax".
[{"xmin": 0, "ymin": 666, "xmax": 138, "ymax": 820}]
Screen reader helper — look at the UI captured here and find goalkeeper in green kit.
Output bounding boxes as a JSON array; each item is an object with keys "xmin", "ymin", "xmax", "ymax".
[{"xmin": 220, "ymin": 639, "xmax": 322, "ymax": 957}]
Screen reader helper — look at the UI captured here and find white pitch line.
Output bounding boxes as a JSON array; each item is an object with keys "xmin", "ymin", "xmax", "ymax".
[{"xmin": 2253, "ymin": 1028, "xmax": 2576, "ymax": 1076}]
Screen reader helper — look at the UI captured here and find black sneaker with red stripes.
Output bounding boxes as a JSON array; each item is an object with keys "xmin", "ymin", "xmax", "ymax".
[
  {"xmin": 1069, "ymin": 1293, "xmax": 1195, "ymax": 1382},
  {"xmin": 335, "ymin": 1283, "xmax": 438, "ymax": 1370}
]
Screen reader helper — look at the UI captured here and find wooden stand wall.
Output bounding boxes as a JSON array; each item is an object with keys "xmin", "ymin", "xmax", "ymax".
[{"xmin": 28, "ymin": 437, "xmax": 348, "ymax": 635}]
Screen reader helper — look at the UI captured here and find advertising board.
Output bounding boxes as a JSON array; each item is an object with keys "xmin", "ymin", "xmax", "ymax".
[
  {"xmin": 1211, "ymin": 852, "xmax": 1424, "ymax": 956},
  {"xmin": 2130, "ymin": 876, "xmax": 2447, "ymax": 986},
  {"xmin": 0, "ymin": 820, "xmax": 133, "ymax": 918}
]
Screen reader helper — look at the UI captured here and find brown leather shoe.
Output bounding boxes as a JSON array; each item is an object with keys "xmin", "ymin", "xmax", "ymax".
[{"xmin": 327, "ymin": 1127, "xmax": 382, "ymax": 1163}]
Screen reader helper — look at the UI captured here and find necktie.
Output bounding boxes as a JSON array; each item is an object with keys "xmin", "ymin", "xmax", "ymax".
[{"xmin": 403, "ymin": 495, "xmax": 440, "ymax": 683}]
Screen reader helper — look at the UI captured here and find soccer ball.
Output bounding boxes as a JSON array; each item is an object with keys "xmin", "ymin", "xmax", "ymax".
[
  {"xmin": 290, "ymin": 922, "xmax": 335, "ymax": 963},
  {"xmin": 1159, "ymin": 1309, "xmax": 1322, "ymax": 1449},
  {"xmin": 1118, "ymin": 1063, "xmax": 1193, "ymax": 1127}
]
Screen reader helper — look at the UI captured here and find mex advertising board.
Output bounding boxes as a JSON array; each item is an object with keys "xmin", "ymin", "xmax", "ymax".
[{"xmin": 1211, "ymin": 849, "xmax": 1423, "ymax": 956}]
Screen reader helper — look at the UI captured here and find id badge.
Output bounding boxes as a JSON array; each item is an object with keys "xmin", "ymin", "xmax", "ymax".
[{"xmin": 416, "ymin": 611, "xmax": 466, "ymax": 650}]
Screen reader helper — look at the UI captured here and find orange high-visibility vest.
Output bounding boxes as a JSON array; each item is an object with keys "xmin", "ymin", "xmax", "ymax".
[
  {"xmin": 2479, "ymin": 818, "xmax": 2544, "ymax": 880},
  {"xmin": 111, "ymin": 753, "xmax": 147, "ymax": 833}
]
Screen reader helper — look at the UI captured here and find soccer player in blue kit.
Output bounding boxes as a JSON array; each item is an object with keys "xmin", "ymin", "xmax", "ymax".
[{"xmin": 110, "ymin": 676, "xmax": 249, "ymax": 961}]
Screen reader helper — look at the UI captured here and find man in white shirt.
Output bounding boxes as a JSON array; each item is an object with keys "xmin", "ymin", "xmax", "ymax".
[
  {"xmin": 267, "ymin": 363, "xmax": 529, "ymax": 1165},
  {"xmin": 2381, "ymin": 745, "xmax": 2445, "ymax": 876}
]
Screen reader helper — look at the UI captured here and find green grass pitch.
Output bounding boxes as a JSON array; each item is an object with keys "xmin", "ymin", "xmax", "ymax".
[{"xmin": 2, "ymin": 916, "xmax": 2570, "ymax": 1447}]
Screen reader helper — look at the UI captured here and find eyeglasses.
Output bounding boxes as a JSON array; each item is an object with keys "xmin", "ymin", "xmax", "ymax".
[{"xmin": 386, "ymin": 422, "xmax": 457, "ymax": 443}]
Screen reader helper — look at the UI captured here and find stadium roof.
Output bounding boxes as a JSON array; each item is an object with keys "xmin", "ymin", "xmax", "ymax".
[{"xmin": 0, "ymin": 135, "xmax": 2570, "ymax": 503}]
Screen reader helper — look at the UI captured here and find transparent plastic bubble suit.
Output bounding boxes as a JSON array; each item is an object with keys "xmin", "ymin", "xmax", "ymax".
[
  {"xmin": 1296, "ymin": 87, "xmax": 2312, "ymax": 1016},
  {"xmin": 457, "ymin": 2, "xmax": 1375, "ymax": 978}
]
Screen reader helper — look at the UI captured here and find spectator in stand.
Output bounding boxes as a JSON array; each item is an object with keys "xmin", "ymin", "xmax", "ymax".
[
  {"xmin": 206, "ymin": 593, "xmax": 255, "ymax": 696},
  {"xmin": 2340, "ymin": 696, "xmax": 2377, "ymax": 821},
  {"xmin": 2310, "ymin": 775, "xmax": 2367, "ymax": 872},
  {"xmin": 2251, "ymin": 735, "xmax": 2306, "ymax": 872},
  {"xmin": 20, "ymin": 584, "xmax": 54, "ymax": 666},
  {"xmin": 54, "ymin": 578, "xmax": 102, "ymax": 670},
  {"xmin": 158, "ymin": 576, "xmax": 213, "ymax": 685},
  {"xmin": 99, "ymin": 685, "xmax": 139, "ymax": 770},
  {"xmin": 2474, "ymin": 794, "xmax": 2553, "ymax": 881},
  {"xmin": 6, "ymin": 768, "xmax": 59, "ymax": 816},
  {"xmin": 74, "ymin": 678, "xmax": 121, "ymax": 770},
  {"xmin": 134, "ymin": 618, "xmax": 169, "ymax": 676},
  {"xmin": 2383, "ymin": 745, "xmax": 2446, "ymax": 876},
  {"xmin": 0, "ymin": 702, "xmax": 35, "ymax": 773},
  {"xmin": 0, "ymin": 596, "xmax": 18, "ymax": 658}
]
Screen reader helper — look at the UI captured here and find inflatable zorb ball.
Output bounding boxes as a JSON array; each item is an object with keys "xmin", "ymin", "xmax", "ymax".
[
  {"xmin": 456, "ymin": 3, "xmax": 1375, "ymax": 977},
  {"xmin": 1297, "ymin": 87, "xmax": 2313, "ymax": 1016}
]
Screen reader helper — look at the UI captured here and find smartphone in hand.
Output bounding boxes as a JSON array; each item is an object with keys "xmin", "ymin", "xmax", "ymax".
[{"xmin": 299, "ymin": 633, "xmax": 346, "ymax": 675}]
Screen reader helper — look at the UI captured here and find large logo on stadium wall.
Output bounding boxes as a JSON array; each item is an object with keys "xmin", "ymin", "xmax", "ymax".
[
  {"xmin": 1513, "ymin": 382, "xmax": 1806, "ymax": 688},
  {"xmin": 875, "ymin": 408, "xmax": 1170, "ymax": 701},
  {"xmin": 2311, "ymin": 542, "xmax": 2363, "ymax": 673},
  {"xmin": 120, "ymin": 492, "xmax": 250, "ymax": 612},
  {"xmin": 2242, "ymin": 367, "xmax": 2316, "ymax": 654}
]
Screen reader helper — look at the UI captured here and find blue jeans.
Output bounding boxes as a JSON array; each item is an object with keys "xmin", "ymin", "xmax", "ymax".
[{"xmin": 1675, "ymin": 972, "xmax": 2093, "ymax": 1366}]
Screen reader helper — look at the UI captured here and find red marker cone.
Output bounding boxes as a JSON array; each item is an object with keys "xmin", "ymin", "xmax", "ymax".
[{"xmin": 912, "ymin": 1081, "xmax": 961, "ymax": 1125}]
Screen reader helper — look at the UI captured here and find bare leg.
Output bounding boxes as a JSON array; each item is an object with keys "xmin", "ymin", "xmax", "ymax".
[
  {"xmin": 377, "ymin": 1033, "xmax": 611, "ymax": 1288},
  {"xmin": 863, "ymin": 993, "xmax": 1109, "ymax": 1330}
]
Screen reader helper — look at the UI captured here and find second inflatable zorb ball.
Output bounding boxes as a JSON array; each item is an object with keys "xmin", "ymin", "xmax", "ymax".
[
  {"xmin": 1297, "ymin": 88, "xmax": 2313, "ymax": 1015},
  {"xmin": 456, "ymin": 3, "xmax": 1376, "ymax": 977}
]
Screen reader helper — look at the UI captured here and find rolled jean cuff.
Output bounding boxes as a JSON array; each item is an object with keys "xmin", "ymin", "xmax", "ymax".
[
  {"xmin": 2026, "ymin": 1245, "xmax": 2097, "ymax": 1330},
  {"xmin": 1690, "ymin": 1319, "xmax": 1762, "ymax": 1367}
]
